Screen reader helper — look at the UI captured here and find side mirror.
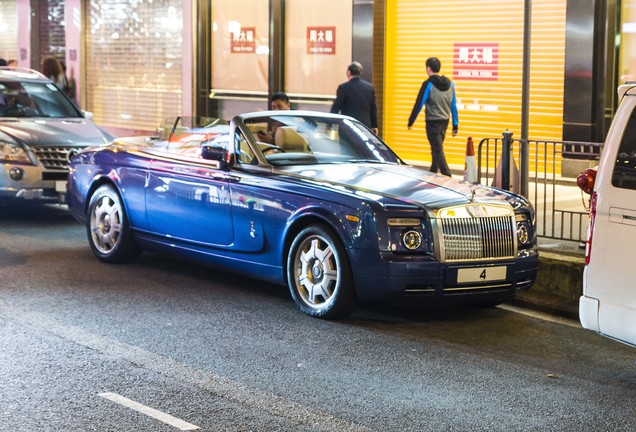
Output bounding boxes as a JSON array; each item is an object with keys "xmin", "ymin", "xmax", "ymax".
[{"xmin": 201, "ymin": 145, "xmax": 228, "ymax": 169}]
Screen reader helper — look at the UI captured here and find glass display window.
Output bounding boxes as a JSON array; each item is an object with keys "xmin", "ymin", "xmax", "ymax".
[
  {"xmin": 211, "ymin": 0, "xmax": 269, "ymax": 92},
  {"xmin": 620, "ymin": 1, "xmax": 636, "ymax": 83},
  {"xmin": 284, "ymin": 0, "xmax": 352, "ymax": 97}
]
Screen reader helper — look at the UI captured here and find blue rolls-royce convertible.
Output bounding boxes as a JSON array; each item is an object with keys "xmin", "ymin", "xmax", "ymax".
[{"xmin": 67, "ymin": 111, "xmax": 538, "ymax": 318}]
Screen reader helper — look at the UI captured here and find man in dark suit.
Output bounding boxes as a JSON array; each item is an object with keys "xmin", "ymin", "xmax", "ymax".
[{"xmin": 330, "ymin": 61, "xmax": 378, "ymax": 134}]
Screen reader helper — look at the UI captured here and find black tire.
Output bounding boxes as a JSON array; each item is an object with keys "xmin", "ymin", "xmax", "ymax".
[
  {"xmin": 286, "ymin": 225, "xmax": 356, "ymax": 318},
  {"xmin": 86, "ymin": 184, "xmax": 141, "ymax": 263}
]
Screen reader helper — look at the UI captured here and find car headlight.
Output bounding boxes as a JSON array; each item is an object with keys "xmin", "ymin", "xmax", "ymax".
[
  {"xmin": 388, "ymin": 217, "xmax": 420, "ymax": 227},
  {"xmin": 0, "ymin": 142, "xmax": 32, "ymax": 164},
  {"xmin": 387, "ymin": 217, "xmax": 431, "ymax": 253},
  {"xmin": 402, "ymin": 230, "xmax": 422, "ymax": 250},
  {"xmin": 515, "ymin": 213, "xmax": 533, "ymax": 246}
]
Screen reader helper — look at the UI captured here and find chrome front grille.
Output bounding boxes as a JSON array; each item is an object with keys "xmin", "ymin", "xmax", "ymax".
[
  {"xmin": 32, "ymin": 146, "xmax": 80, "ymax": 171},
  {"xmin": 438, "ymin": 211, "xmax": 516, "ymax": 262}
]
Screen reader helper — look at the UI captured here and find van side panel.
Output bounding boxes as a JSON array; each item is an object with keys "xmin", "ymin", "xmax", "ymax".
[
  {"xmin": 599, "ymin": 303, "xmax": 636, "ymax": 347},
  {"xmin": 579, "ymin": 293, "xmax": 600, "ymax": 332}
]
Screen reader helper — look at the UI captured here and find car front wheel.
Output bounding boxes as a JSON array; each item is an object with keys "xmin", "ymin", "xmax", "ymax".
[
  {"xmin": 287, "ymin": 225, "xmax": 356, "ymax": 319},
  {"xmin": 87, "ymin": 184, "xmax": 141, "ymax": 263}
]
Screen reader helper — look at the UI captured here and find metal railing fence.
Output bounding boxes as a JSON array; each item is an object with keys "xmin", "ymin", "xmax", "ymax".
[{"xmin": 476, "ymin": 136, "xmax": 603, "ymax": 242}]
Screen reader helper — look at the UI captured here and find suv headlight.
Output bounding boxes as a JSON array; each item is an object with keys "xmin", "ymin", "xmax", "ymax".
[{"xmin": 0, "ymin": 142, "xmax": 33, "ymax": 164}]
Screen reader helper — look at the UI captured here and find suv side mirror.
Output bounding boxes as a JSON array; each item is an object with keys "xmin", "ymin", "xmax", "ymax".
[{"xmin": 201, "ymin": 145, "xmax": 228, "ymax": 169}]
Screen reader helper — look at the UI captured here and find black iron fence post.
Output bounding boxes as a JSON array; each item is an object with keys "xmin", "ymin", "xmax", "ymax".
[
  {"xmin": 520, "ymin": 0, "xmax": 532, "ymax": 197},
  {"xmin": 501, "ymin": 130, "xmax": 513, "ymax": 191}
]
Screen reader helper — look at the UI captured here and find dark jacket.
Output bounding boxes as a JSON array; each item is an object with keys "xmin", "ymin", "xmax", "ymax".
[
  {"xmin": 330, "ymin": 77, "xmax": 378, "ymax": 129},
  {"xmin": 408, "ymin": 74, "xmax": 458, "ymax": 131}
]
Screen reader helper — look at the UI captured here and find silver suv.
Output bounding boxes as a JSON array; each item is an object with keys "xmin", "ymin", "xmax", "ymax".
[{"xmin": 0, "ymin": 68, "xmax": 113, "ymax": 203}]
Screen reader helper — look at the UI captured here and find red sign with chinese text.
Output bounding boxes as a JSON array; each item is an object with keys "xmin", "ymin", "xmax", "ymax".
[
  {"xmin": 231, "ymin": 27, "xmax": 256, "ymax": 53},
  {"xmin": 453, "ymin": 43, "xmax": 499, "ymax": 81},
  {"xmin": 307, "ymin": 27, "xmax": 336, "ymax": 55}
]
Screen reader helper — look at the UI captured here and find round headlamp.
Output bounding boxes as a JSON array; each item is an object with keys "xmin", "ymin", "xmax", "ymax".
[
  {"xmin": 402, "ymin": 230, "xmax": 422, "ymax": 250},
  {"xmin": 517, "ymin": 223, "xmax": 529, "ymax": 245}
]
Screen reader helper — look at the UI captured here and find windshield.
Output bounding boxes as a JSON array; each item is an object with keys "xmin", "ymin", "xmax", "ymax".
[
  {"xmin": 145, "ymin": 116, "xmax": 230, "ymax": 159},
  {"xmin": 0, "ymin": 80, "xmax": 81, "ymax": 118},
  {"xmin": 243, "ymin": 113, "xmax": 402, "ymax": 166},
  {"xmin": 155, "ymin": 116, "xmax": 228, "ymax": 142}
]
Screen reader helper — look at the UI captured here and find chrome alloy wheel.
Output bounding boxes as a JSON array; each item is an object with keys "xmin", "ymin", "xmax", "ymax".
[
  {"xmin": 295, "ymin": 234, "xmax": 340, "ymax": 309},
  {"xmin": 287, "ymin": 225, "xmax": 355, "ymax": 318},
  {"xmin": 90, "ymin": 194, "xmax": 122, "ymax": 254},
  {"xmin": 86, "ymin": 185, "xmax": 141, "ymax": 263}
]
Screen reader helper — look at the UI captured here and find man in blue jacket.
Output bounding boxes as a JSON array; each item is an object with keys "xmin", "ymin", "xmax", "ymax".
[
  {"xmin": 331, "ymin": 61, "xmax": 378, "ymax": 135},
  {"xmin": 408, "ymin": 57, "xmax": 459, "ymax": 177}
]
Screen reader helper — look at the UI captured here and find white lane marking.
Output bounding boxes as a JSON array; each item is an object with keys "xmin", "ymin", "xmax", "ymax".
[
  {"xmin": 498, "ymin": 304, "xmax": 582, "ymax": 328},
  {"xmin": 0, "ymin": 300, "xmax": 375, "ymax": 432},
  {"xmin": 98, "ymin": 392, "xmax": 200, "ymax": 431}
]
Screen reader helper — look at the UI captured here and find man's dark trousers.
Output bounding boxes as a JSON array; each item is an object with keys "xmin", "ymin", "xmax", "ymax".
[{"xmin": 425, "ymin": 119, "xmax": 451, "ymax": 176}]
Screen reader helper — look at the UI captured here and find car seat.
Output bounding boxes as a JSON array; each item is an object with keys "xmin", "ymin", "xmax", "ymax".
[{"xmin": 274, "ymin": 126, "xmax": 309, "ymax": 152}]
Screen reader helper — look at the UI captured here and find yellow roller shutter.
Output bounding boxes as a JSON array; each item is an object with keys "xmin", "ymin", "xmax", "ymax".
[{"xmin": 384, "ymin": 0, "xmax": 566, "ymax": 169}]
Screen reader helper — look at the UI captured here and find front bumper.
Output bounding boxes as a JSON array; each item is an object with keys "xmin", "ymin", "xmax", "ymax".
[
  {"xmin": 349, "ymin": 248, "xmax": 539, "ymax": 306},
  {"xmin": 0, "ymin": 164, "xmax": 68, "ymax": 203}
]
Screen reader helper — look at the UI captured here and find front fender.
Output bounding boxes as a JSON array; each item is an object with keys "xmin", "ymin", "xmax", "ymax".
[
  {"xmin": 68, "ymin": 150, "xmax": 150, "ymax": 231},
  {"xmin": 283, "ymin": 200, "xmax": 378, "ymax": 255}
]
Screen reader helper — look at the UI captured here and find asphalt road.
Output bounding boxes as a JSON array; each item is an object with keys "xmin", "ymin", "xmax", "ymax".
[{"xmin": 1, "ymin": 204, "xmax": 635, "ymax": 431}]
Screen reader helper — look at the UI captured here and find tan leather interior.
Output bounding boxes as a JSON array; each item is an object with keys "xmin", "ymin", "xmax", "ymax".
[{"xmin": 274, "ymin": 126, "xmax": 309, "ymax": 152}]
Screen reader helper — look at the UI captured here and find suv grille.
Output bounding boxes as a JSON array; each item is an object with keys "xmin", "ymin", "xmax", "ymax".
[
  {"xmin": 32, "ymin": 146, "xmax": 82, "ymax": 171},
  {"xmin": 439, "ymin": 213, "xmax": 516, "ymax": 262}
]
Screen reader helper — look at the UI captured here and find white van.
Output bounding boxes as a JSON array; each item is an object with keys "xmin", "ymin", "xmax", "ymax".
[{"xmin": 577, "ymin": 82, "xmax": 636, "ymax": 347}]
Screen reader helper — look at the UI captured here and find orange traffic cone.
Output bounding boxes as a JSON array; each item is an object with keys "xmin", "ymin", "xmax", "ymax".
[{"xmin": 463, "ymin": 136, "xmax": 477, "ymax": 183}]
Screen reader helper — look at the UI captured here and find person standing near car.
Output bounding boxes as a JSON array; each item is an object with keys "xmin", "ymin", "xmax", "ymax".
[
  {"xmin": 330, "ymin": 61, "xmax": 378, "ymax": 135},
  {"xmin": 407, "ymin": 57, "xmax": 458, "ymax": 177},
  {"xmin": 41, "ymin": 56, "xmax": 69, "ymax": 94}
]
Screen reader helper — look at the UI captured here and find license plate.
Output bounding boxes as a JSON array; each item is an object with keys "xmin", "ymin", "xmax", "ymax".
[
  {"xmin": 55, "ymin": 181, "xmax": 66, "ymax": 192},
  {"xmin": 457, "ymin": 266, "xmax": 506, "ymax": 283}
]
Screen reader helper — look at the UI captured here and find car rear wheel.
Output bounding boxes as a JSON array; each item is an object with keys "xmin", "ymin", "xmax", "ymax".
[
  {"xmin": 287, "ymin": 225, "xmax": 356, "ymax": 319},
  {"xmin": 87, "ymin": 184, "xmax": 141, "ymax": 263}
]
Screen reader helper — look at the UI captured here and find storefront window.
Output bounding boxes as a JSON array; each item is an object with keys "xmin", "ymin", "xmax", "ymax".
[
  {"xmin": 620, "ymin": 1, "xmax": 636, "ymax": 82},
  {"xmin": 211, "ymin": 0, "xmax": 269, "ymax": 92},
  {"xmin": 284, "ymin": 0, "xmax": 352, "ymax": 98}
]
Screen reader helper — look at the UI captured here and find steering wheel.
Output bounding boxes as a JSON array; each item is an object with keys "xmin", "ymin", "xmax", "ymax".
[{"xmin": 261, "ymin": 144, "xmax": 286, "ymax": 155}]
